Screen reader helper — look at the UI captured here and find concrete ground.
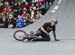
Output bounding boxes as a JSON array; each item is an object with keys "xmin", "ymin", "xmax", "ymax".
[{"xmin": 0, "ymin": 0, "xmax": 75, "ymax": 55}]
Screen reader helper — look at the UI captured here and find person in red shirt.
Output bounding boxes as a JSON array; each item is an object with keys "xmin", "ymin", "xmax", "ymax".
[
  {"xmin": 24, "ymin": 2, "xmax": 30, "ymax": 11},
  {"xmin": 22, "ymin": 11, "xmax": 28, "ymax": 20},
  {"xmin": 2, "ymin": 7, "xmax": 8, "ymax": 14}
]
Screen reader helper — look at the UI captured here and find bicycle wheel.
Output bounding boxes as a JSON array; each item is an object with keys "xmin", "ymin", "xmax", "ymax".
[{"xmin": 13, "ymin": 30, "xmax": 27, "ymax": 41}]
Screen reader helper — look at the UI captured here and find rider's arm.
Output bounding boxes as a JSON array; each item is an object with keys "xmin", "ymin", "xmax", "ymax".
[{"xmin": 53, "ymin": 27, "xmax": 57, "ymax": 40}]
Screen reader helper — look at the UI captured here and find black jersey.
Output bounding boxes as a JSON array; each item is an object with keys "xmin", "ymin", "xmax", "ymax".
[{"xmin": 40, "ymin": 22, "xmax": 55, "ymax": 33}]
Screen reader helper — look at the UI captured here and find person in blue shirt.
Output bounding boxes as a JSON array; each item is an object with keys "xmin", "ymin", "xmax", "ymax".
[{"xmin": 16, "ymin": 15, "xmax": 25, "ymax": 28}]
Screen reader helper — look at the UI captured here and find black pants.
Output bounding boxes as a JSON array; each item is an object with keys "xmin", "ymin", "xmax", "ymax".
[{"xmin": 32, "ymin": 30, "xmax": 51, "ymax": 41}]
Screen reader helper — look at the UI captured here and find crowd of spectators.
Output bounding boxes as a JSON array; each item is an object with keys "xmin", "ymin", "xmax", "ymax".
[{"xmin": 0, "ymin": 0, "xmax": 55, "ymax": 28}]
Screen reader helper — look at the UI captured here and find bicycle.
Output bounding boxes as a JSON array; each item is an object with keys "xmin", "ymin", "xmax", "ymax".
[{"xmin": 13, "ymin": 30, "xmax": 37, "ymax": 41}]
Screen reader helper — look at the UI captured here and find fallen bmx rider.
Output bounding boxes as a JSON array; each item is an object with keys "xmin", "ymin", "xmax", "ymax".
[{"xmin": 28, "ymin": 19, "xmax": 60, "ymax": 41}]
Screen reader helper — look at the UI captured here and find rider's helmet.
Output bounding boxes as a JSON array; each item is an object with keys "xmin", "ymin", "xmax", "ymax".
[{"xmin": 51, "ymin": 19, "xmax": 58, "ymax": 24}]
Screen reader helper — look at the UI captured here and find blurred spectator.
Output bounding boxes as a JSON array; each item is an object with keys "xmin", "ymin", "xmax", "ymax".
[
  {"xmin": 22, "ymin": 11, "xmax": 28, "ymax": 20},
  {"xmin": 13, "ymin": 9, "xmax": 19, "ymax": 18},
  {"xmin": 3, "ymin": 1, "xmax": 11, "ymax": 9},
  {"xmin": 39, "ymin": 3, "xmax": 46, "ymax": 15},
  {"xmin": 2, "ymin": 7, "xmax": 8, "ymax": 16},
  {"xmin": 17, "ymin": 2, "xmax": 23, "ymax": 15},
  {"xmin": 36, "ymin": 10, "xmax": 43, "ymax": 20},
  {"xmin": 12, "ymin": 2, "xmax": 18, "ymax": 10},
  {"xmin": 7, "ymin": 14, "xmax": 16, "ymax": 28},
  {"xmin": 7, "ymin": 8, "xmax": 13, "ymax": 17},
  {"xmin": 39, "ymin": 2, "xmax": 45, "ymax": 9},
  {"xmin": 16, "ymin": 15, "xmax": 25, "ymax": 28},
  {"xmin": 24, "ymin": 2, "xmax": 30, "ymax": 11},
  {"xmin": 2, "ymin": 16, "xmax": 8, "ymax": 28},
  {"xmin": 30, "ymin": 3, "xmax": 36, "ymax": 10},
  {"xmin": 30, "ymin": 8, "xmax": 35, "ymax": 22},
  {"xmin": 0, "ymin": 1, "xmax": 3, "ymax": 12},
  {"xmin": 35, "ymin": 3, "xmax": 40, "ymax": 10}
]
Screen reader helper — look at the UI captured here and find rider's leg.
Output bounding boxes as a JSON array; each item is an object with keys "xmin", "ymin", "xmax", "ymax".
[
  {"xmin": 32, "ymin": 33, "xmax": 51, "ymax": 41},
  {"xmin": 34, "ymin": 30, "xmax": 42, "ymax": 36},
  {"xmin": 26, "ymin": 30, "xmax": 41, "ymax": 41}
]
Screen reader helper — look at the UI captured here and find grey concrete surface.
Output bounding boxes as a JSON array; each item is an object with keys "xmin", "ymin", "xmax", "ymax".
[{"xmin": 0, "ymin": 0, "xmax": 75, "ymax": 55}]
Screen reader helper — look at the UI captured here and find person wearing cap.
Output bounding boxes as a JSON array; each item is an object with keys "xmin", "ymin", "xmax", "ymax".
[
  {"xmin": 8, "ymin": 14, "xmax": 16, "ymax": 28},
  {"xmin": 31, "ymin": 19, "xmax": 59, "ymax": 41}
]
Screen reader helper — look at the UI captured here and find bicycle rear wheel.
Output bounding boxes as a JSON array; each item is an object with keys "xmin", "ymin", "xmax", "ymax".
[{"xmin": 13, "ymin": 30, "xmax": 26, "ymax": 41}]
